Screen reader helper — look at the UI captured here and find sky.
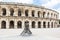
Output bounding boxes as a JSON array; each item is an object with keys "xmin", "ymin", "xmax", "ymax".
[{"xmin": 0, "ymin": 0, "xmax": 60, "ymax": 18}]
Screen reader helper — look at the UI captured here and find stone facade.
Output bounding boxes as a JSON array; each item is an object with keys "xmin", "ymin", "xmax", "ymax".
[{"xmin": 0, "ymin": 2, "xmax": 59, "ymax": 29}]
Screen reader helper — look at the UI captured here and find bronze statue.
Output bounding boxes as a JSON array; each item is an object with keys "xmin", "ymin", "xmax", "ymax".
[{"xmin": 21, "ymin": 21, "xmax": 32, "ymax": 36}]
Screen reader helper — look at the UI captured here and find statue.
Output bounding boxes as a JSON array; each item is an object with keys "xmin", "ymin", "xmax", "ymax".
[{"xmin": 20, "ymin": 21, "xmax": 32, "ymax": 36}]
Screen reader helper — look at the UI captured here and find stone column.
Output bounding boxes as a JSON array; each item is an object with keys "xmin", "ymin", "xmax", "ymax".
[
  {"xmin": 29, "ymin": 10, "xmax": 31, "ymax": 17},
  {"xmin": 14, "ymin": 20, "xmax": 17, "ymax": 29},
  {"xmin": 0, "ymin": 7, "xmax": 1, "ymax": 16},
  {"xmin": 22, "ymin": 8, "xmax": 25, "ymax": 16},
  {"xmin": 6, "ymin": 8, "xmax": 9, "ymax": 16},
  {"xmin": 41, "ymin": 12, "xmax": 43, "ymax": 18},
  {"xmin": 35, "ymin": 11, "xmax": 38, "ymax": 17},
  {"xmin": 49, "ymin": 14, "xmax": 50, "ymax": 18},
  {"xmin": 54, "ymin": 22, "xmax": 55, "ymax": 28},
  {"xmin": 14, "ymin": 8, "xmax": 18, "ymax": 16},
  {"xmin": 50, "ymin": 22, "xmax": 51, "ymax": 28},
  {"xmin": 22, "ymin": 21, "xmax": 24, "ymax": 29},
  {"xmin": 6, "ymin": 20, "xmax": 9, "ymax": 29},
  {"xmin": 0, "ymin": 8, "xmax": 2, "ymax": 16},
  {"xmin": 29, "ymin": 20, "xmax": 31, "ymax": 28},
  {"xmin": 41, "ymin": 21, "xmax": 43, "ymax": 28},
  {"xmin": 21, "ymin": 8, "xmax": 25, "ymax": 16},
  {"xmin": 35, "ymin": 21, "xmax": 38, "ymax": 28},
  {"xmin": 45, "ymin": 13, "xmax": 47, "ymax": 18}
]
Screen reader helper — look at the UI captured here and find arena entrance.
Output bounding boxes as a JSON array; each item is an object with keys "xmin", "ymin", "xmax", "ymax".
[
  {"xmin": 9, "ymin": 21, "xmax": 14, "ymax": 29},
  {"xmin": 1, "ymin": 21, "xmax": 6, "ymax": 29},
  {"xmin": 17, "ymin": 21, "xmax": 22, "ymax": 28},
  {"xmin": 25, "ymin": 21, "xmax": 29, "ymax": 28}
]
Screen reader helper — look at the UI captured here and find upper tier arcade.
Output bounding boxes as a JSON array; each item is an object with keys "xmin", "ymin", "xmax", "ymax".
[{"xmin": 0, "ymin": 2, "xmax": 59, "ymax": 19}]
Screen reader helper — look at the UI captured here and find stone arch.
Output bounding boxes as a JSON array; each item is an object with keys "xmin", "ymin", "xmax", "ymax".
[
  {"xmin": 9, "ymin": 21, "xmax": 14, "ymax": 28},
  {"xmin": 43, "ymin": 21, "xmax": 46, "ymax": 28},
  {"xmin": 1, "ymin": 21, "xmax": 6, "ymax": 29},
  {"xmin": 56, "ymin": 15, "xmax": 57, "ymax": 18},
  {"xmin": 32, "ymin": 21, "xmax": 35, "ymax": 28},
  {"xmin": 38, "ymin": 11, "xmax": 40, "ymax": 17},
  {"xmin": 38, "ymin": 21, "xmax": 41, "ymax": 28},
  {"xmin": 2, "ymin": 8, "xmax": 6, "ymax": 16},
  {"xmin": 51, "ymin": 13, "xmax": 53, "ymax": 18},
  {"xmin": 18, "ymin": 9, "xmax": 21, "ymax": 16},
  {"xmin": 47, "ymin": 12, "xmax": 49, "ymax": 17},
  {"xmin": 25, "ymin": 9, "xmax": 28, "ymax": 17},
  {"xmin": 10, "ymin": 8, "xmax": 14, "ymax": 16},
  {"xmin": 32, "ymin": 10, "xmax": 35, "ymax": 17},
  {"xmin": 25, "ymin": 21, "xmax": 29, "ymax": 28},
  {"xmin": 17, "ymin": 21, "xmax": 22, "ymax": 28},
  {"xmin": 43, "ymin": 12, "xmax": 45, "ymax": 18}
]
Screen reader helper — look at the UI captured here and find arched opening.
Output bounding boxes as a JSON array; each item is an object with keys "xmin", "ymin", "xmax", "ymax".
[
  {"xmin": 38, "ymin": 11, "xmax": 40, "ymax": 17},
  {"xmin": 18, "ymin": 9, "xmax": 21, "ymax": 16},
  {"xmin": 2, "ymin": 8, "xmax": 6, "ymax": 16},
  {"xmin": 10, "ymin": 8, "xmax": 14, "ymax": 16},
  {"xmin": 32, "ymin": 10, "xmax": 35, "ymax": 17},
  {"xmin": 47, "ymin": 12, "xmax": 49, "ymax": 18},
  {"xmin": 56, "ymin": 15, "xmax": 57, "ymax": 18},
  {"xmin": 38, "ymin": 21, "xmax": 41, "ymax": 28},
  {"xmin": 43, "ymin": 22, "xmax": 46, "ymax": 28},
  {"xmin": 51, "ymin": 13, "xmax": 53, "ymax": 18},
  {"xmin": 9, "ymin": 21, "xmax": 14, "ymax": 28},
  {"xmin": 51, "ymin": 22, "xmax": 53, "ymax": 28},
  {"xmin": 32, "ymin": 21, "xmax": 35, "ymax": 28},
  {"xmin": 48, "ymin": 22, "xmax": 50, "ymax": 28},
  {"xmin": 25, "ymin": 10, "xmax": 28, "ymax": 17},
  {"xmin": 25, "ymin": 21, "xmax": 29, "ymax": 28},
  {"xmin": 59, "ymin": 20, "xmax": 60, "ymax": 24},
  {"xmin": 43, "ymin": 12, "xmax": 45, "ymax": 18},
  {"xmin": 17, "ymin": 21, "xmax": 22, "ymax": 28},
  {"xmin": 1, "ymin": 21, "xmax": 6, "ymax": 29}
]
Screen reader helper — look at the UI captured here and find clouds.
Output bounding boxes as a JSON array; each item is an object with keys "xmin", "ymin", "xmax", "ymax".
[
  {"xmin": 41, "ymin": 0, "xmax": 60, "ymax": 18},
  {"xmin": 42, "ymin": 0, "xmax": 60, "ymax": 8},
  {"xmin": 2, "ymin": 0, "xmax": 33, "ymax": 4},
  {"xmin": 0, "ymin": 0, "xmax": 2, "ymax": 1}
]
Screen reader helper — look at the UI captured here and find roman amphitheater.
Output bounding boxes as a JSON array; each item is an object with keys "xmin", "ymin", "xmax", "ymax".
[{"xmin": 0, "ymin": 2, "xmax": 59, "ymax": 29}]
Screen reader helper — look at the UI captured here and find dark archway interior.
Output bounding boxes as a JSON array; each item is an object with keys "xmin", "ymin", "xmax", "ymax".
[
  {"xmin": 17, "ymin": 21, "xmax": 22, "ymax": 28},
  {"xmin": 9, "ymin": 21, "xmax": 14, "ymax": 28},
  {"xmin": 2, "ymin": 8, "xmax": 6, "ymax": 16},
  {"xmin": 32, "ymin": 10, "xmax": 35, "ymax": 17},
  {"xmin": 32, "ymin": 21, "xmax": 35, "ymax": 28},
  {"xmin": 51, "ymin": 22, "xmax": 53, "ymax": 28},
  {"xmin": 1, "ymin": 21, "xmax": 6, "ymax": 29},
  {"xmin": 18, "ymin": 9, "xmax": 21, "ymax": 16},
  {"xmin": 38, "ymin": 11, "xmax": 40, "ymax": 17},
  {"xmin": 43, "ymin": 22, "xmax": 46, "ymax": 28},
  {"xmin": 48, "ymin": 22, "xmax": 50, "ymax": 28},
  {"xmin": 38, "ymin": 22, "xmax": 41, "ymax": 28},
  {"xmin": 10, "ymin": 8, "xmax": 14, "ymax": 16},
  {"xmin": 25, "ymin": 21, "xmax": 29, "ymax": 28},
  {"xmin": 25, "ymin": 10, "xmax": 28, "ymax": 17}
]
